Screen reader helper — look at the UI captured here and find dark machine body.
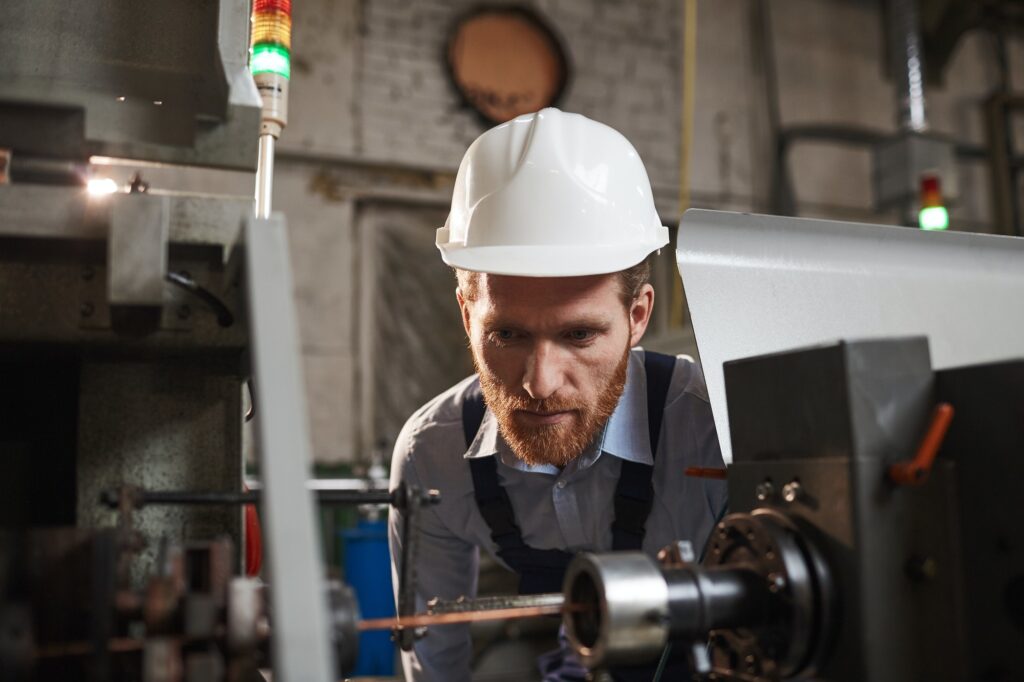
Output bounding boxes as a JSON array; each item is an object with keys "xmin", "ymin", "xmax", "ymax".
[{"xmin": 563, "ymin": 337, "xmax": 1024, "ymax": 681}]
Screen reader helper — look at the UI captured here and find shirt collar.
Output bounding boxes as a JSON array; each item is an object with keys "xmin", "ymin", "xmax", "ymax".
[{"xmin": 463, "ymin": 350, "xmax": 654, "ymax": 472}]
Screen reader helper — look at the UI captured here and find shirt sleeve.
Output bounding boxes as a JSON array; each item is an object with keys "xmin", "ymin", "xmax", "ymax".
[{"xmin": 389, "ymin": 424, "xmax": 479, "ymax": 682}]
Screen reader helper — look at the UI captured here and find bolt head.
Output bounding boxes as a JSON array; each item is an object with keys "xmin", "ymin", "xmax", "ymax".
[
  {"xmin": 768, "ymin": 572, "xmax": 788, "ymax": 593},
  {"xmin": 782, "ymin": 480, "xmax": 802, "ymax": 503},
  {"xmin": 755, "ymin": 480, "xmax": 775, "ymax": 501}
]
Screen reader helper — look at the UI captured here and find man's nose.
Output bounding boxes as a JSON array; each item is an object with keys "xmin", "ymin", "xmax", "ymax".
[{"xmin": 522, "ymin": 341, "xmax": 565, "ymax": 400}]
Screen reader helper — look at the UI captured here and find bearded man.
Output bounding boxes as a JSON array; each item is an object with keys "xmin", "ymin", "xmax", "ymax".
[{"xmin": 389, "ymin": 108, "xmax": 728, "ymax": 682}]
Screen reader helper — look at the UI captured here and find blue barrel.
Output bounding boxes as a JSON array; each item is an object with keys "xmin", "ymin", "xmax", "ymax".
[{"xmin": 342, "ymin": 519, "xmax": 396, "ymax": 676}]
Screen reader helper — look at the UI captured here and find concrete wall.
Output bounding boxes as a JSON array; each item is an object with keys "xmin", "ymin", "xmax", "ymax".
[{"xmin": 272, "ymin": 0, "xmax": 1023, "ymax": 463}]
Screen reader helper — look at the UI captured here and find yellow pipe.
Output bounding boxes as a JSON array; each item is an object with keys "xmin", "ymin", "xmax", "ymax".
[{"xmin": 672, "ymin": 0, "xmax": 698, "ymax": 328}]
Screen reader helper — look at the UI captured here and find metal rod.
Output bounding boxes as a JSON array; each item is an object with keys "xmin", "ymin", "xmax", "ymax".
[
  {"xmin": 255, "ymin": 133, "xmax": 275, "ymax": 218},
  {"xmin": 100, "ymin": 488, "xmax": 402, "ymax": 508},
  {"xmin": 34, "ymin": 637, "xmax": 147, "ymax": 659},
  {"xmin": 152, "ymin": 490, "xmax": 393, "ymax": 505},
  {"xmin": 426, "ymin": 593, "xmax": 564, "ymax": 614},
  {"xmin": 886, "ymin": 0, "xmax": 928, "ymax": 132},
  {"xmin": 358, "ymin": 603, "xmax": 570, "ymax": 631}
]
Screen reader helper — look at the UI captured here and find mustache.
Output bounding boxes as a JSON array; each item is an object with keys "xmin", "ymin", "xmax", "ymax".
[{"xmin": 502, "ymin": 394, "xmax": 582, "ymax": 414}]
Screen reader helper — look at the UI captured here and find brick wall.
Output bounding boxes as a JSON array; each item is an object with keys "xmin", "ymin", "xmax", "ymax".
[
  {"xmin": 275, "ymin": 0, "xmax": 1023, "ymax": 463},
  {"xmin": 285, "ymin": 0, "xmax": 684, "ymax": 210}
]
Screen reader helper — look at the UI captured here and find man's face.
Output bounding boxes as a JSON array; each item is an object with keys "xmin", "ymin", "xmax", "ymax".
[{"xmin": 458, "ymin": 273, "xmax": 653, "ymax": 468}]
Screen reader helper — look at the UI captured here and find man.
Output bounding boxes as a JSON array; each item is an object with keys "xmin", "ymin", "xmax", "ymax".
[{"xmin": 389, "ymin": 108, "xmax": 727, "ymax": 681}]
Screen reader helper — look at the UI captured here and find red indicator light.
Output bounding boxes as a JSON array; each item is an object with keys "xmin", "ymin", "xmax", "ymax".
[
  {"xmin": 920, "ymin": 174, "xmax": 942, "ymax": 208},
  {"xmin": 254, "ymin": 0, "xmax": 291, "ymax": 15}
]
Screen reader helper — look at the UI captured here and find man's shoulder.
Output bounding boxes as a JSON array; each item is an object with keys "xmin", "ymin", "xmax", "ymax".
[
  {"xmin": 407, "ymin": 374, "xmax": 478, "ymax": 429},
  {"xmin": 639, "ymin": 348, "xmax": 710, "ymax": 407},
  {"xmin": 393, "ymin": 375, "xmax": 479, "ymax": 459}
]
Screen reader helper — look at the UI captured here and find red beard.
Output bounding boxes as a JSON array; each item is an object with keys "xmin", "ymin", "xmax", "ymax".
[{"xmin": 475, "ymin": 346, "xmax": 630, "ymax": 468}]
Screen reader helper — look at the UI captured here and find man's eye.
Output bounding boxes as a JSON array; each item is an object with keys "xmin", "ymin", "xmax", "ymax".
[
  {"xmin": 568, "ymin": 330, "xmax": 593, "ymax": 342},
  {"xmin": 496, "ymin": 330, "xmax": 514, "ymax": 340}
]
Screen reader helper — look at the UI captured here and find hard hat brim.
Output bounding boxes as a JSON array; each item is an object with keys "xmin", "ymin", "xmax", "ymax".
[{"xmin": 437, "ymin": 240, "xmax": 667, "ymax": 277}]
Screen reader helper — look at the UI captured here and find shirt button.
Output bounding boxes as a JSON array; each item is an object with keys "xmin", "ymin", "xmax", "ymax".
[{"xmin": 556, "ymin": 480, "xmax": 567, "ymax": 489}]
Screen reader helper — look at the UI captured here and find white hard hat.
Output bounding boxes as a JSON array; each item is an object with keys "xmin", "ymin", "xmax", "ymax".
[{"xmin": 437, "ymin": 108, "xmax": 669, "ymax": 277}]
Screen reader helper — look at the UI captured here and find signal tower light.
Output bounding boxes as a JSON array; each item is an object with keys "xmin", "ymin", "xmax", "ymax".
[
  {"xmin": 250, "ymin": 0, "xmax": 292, "ymax": 217},
  {"xmin": 918, "ymin": 173, "xmax": 949, "ymax": 231},
  {"xmin": 250, "ymin": 0, "xmax": 292, "ymax": 137}
]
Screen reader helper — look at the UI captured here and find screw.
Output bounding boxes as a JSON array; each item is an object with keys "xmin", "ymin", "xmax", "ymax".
[
  {"xmin": 767, "ymin": 572, "xmax": 788, "ymax": 593},
  {"xmin": 129, "ymin": 173, "xmax": 149, "ymax": 194},
  {"xmin": 755, "ymin": 479, "xmax": 775, "ymax": 502},
  {"xmin": 782, "ymin": 479, "xmax": 802, "ymax": 503},
  {"xmin": 80, "ymin": 302, "xmax": 94, "ymax": 317},
  {"xmin": 177, "ymin": 305, "xmax": 191, "ymax": 320}
]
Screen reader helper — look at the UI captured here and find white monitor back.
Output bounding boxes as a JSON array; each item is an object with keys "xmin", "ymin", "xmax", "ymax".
[{"xmin": 676, "ymin": 209, "xmax": 1024, "ymax": 463}]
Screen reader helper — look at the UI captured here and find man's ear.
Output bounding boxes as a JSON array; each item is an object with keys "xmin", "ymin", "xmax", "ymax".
[
  {"xmin": 457, "ymin": 287, "xmax": 472, "ymax": 338},
  {"xmin": 628, "ymin": 284, "xmax": 655, "ymax": 347}
]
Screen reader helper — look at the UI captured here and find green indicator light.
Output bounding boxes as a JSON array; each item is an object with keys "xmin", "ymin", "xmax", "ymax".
[
  {"xmin": 918, "ymin": 206, "xmax": 949, "ymax": 231},
  {"xmin": 251, "ymin": 44, "xmax": 290, "ymax": 79}
]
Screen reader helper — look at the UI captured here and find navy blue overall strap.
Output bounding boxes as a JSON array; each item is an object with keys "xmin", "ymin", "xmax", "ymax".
[
  {"xmin": 464, "ymin": 388, "xmax": 573, "ymax": 594},
  {"xmin": 466, "ymin": 455, "xmax": 573, "ymax": 594},
  {"xmin": 462, "ymin": 351, "xmax": 676, "ymax": 591},
  {"xmin": 610, "ymin": 350, "xmax": 676, "ymax": 550}
]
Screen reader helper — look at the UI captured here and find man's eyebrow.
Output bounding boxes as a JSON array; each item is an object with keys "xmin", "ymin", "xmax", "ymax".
[
  {"xmin": 479, "ymin": 315, "xmax": 613, "ymax": 331},
  {"xmin": 560, "ymin": 317, "xmax": 612, "ymax": 330}
]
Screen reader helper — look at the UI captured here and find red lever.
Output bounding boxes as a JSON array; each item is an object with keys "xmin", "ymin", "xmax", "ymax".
[
  {"xmin": 888, "ymin": 403, "xmax": 955, "ymax": 486},
  {"xmin": 684, "ymin": 466, "xmax": 728, "ymax": 480}
]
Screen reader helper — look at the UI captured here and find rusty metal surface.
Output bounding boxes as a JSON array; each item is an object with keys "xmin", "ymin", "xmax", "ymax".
[
  {"xmin": 76, "ymin": 361, "xmax": 244, "ymax": 583},
  {"xmin": 0, "ymin": 185, "xmax": 251, "ymax": 250}
]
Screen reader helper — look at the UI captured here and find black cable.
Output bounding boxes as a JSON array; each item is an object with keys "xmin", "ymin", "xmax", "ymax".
[
  {"xmin": 165, "ymin": 271, "xmax": 234, "ymax": 327},
  {"xmin": 651, "ymin": 643, "xmax": 672, "ymax": 682}
]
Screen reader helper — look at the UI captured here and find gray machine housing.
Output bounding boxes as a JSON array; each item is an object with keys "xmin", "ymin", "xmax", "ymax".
[{"xmin": 724, "ymin": 336, "xmax": 1023, "ymax": 681}]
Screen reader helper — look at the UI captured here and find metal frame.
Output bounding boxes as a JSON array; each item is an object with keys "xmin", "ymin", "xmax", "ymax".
[
  {"xmin": 244, "ymin": 213, "xmax": 335, "ymax": 682},
  {"xmin": 676, "ymin": 209, "xmax": 1024, "ymax": 463}
]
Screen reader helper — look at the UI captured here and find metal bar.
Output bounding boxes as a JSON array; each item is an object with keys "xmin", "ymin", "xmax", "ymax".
[
  {"xmin": 100, "ymin": 485, "xmax": 439, "ymax": 509},
  {"xmin": 101, "ymin": 488, "xmax": 395, "ymax": 507},
  {"xmin": 886, "ymin": 0, "xmax": 928, "ymax": 132},
  {"xmin": 255, "ymin": 134, "xmax": 275, "ymax": 218},
  {"xmin": 244, "ymin": 214, "xmax": 334, "ymax": 682},
  {"xmin": 426, "ymin": 593, "xmax": 564, "ymax": 615},
  {"xmin": 245, "ymin": 477, "xmax": 382, "ymax": 491},
  {"xmin": 986, "ymin": 94, "xmax": 1017, "ymax": 236},
  {"xmin": 358, "ymin": 603, "xmax": 568, "ymax": 632}
]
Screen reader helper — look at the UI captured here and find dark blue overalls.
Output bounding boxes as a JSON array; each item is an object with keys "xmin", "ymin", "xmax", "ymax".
[{"xmin": 463, "ymin": 351, "xmax": 689, "ymax": 681}]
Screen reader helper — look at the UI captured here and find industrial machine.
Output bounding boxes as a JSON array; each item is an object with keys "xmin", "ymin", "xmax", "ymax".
[
  {"xmin": 545, "ymin": 207, "xmax": 1024, "ymax": 680},
  {"xmin": 562, "ymin": 336, "xmax": 1024, "ymax": 681},
  {"xmin": 3, "ymin": 1, "xmax": 1023, "ymax": 681},
  {"xmin": 0, "ymin": 1, "xmax": 382, "ymax": 679}
]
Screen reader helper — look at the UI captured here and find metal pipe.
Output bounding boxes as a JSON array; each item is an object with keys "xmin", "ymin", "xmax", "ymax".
[
  {"xmin": 255, "ymin": 133, "xmax": 275, "ymax": 218},
  {"xmin": 886, "ymin": 0, "xmax": 928, "ymax": 132},
  {"xmin": 99, "ymin": 487, "xmax": 439, "ymax": 509},
  {"xmin": 564, "ymin": 552, "xmax": 671, "ymax": 667},
  {"xmin": 663, "ymin": 566, "xmax": 770, "ymax": 638}
]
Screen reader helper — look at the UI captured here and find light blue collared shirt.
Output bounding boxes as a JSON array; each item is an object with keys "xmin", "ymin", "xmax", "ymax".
[{"xmin": 389, "ymin": 349, "xmax": 728, "ymax": 681}]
